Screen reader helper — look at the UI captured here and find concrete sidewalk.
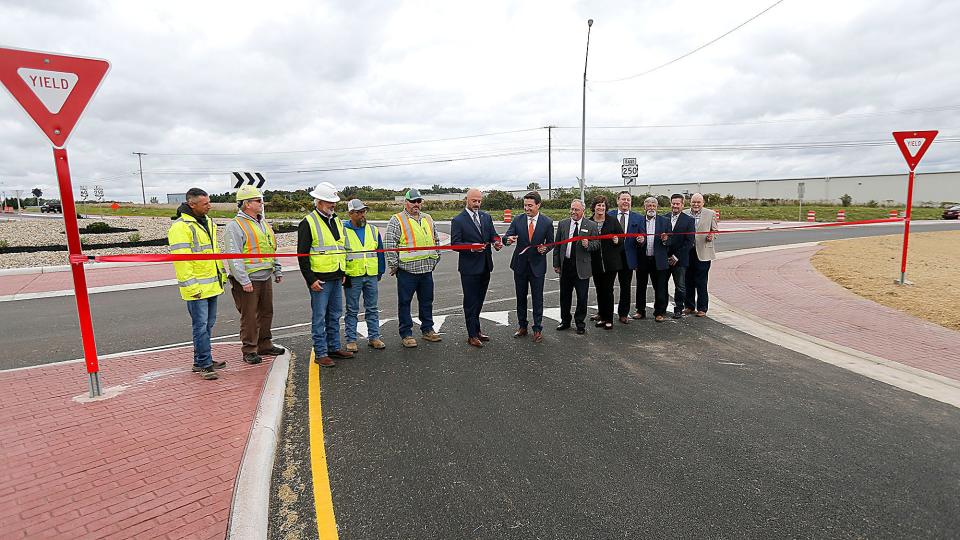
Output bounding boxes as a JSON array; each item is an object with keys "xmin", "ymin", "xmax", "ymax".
[
  {"xmin": 0, "ymin": 344, "xmax": 275, "ymax": 539},
  {"xmin": 710, "ymin": 244, "xmax": 960, "ymax": 384}
]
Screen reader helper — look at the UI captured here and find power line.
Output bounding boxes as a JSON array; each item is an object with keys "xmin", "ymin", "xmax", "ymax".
[
  {"xmin": 139, "ymin": 127, "xmax": 544, "ymax": 157},
  {"xmin": 592, "ymin": 0, "xmax": 787, "ymax": 84}
]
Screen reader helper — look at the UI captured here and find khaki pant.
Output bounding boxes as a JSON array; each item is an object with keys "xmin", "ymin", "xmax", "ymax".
[{"xmin": 230, "ymin": 277, "xmax": 275, "ymax": 355}]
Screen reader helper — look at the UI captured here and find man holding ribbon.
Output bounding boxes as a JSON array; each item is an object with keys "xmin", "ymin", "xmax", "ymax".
[
  {"xmin": 553, "ymin": 199, "xmax": 600, "ymax": 335},
  {"xmin": 451, "ymin": 188, "xmax": 503, "ymax": 348},
  {"xmin": 504, "ymin": 191, "xmax": 554, "ymax": 343},
  {"xmin": 224, "ymin": 185, "xmax": 284, "ymax": 366},
  {"xmin": 168, "ymin": 187, "xmax": 227, "ymax": 380},
  {"xmin": 342, "ymin": 198, "xmax": 387, "ymax": 352},
  {"xmin": 384, "ymin": 188, "xmax": 443, "ymax": 348}
]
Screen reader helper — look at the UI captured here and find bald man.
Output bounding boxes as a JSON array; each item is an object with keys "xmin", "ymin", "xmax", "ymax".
[{"xmin": 451, "ymin": 189, "xmax": 503, "ymax": 347}]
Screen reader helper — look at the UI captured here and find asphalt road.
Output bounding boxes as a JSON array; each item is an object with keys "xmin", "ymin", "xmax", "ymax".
[{"xmin": 2, "ymin": 220, "xmax": 957, "ymax": 369}]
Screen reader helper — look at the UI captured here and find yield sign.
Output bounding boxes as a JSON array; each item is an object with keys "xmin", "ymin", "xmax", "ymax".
[
  {"xmin": 892, "ymin": 130, "xmax": 938, "ymax": 171},
  {"xmin": 0, "ymin": 46, "xmax": 110, "ymax": 148}
]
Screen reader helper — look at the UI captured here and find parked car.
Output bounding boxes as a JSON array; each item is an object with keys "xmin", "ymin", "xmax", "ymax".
[
  {"xmin": 943, "ymin": 205, "xmax": 960, "ymax": 220},
  {"xmin": 40, "ymin": 201, "xmax": 62, "ymax": 213}
]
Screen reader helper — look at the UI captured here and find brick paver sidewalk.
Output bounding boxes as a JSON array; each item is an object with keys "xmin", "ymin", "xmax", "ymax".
[
  {"xmin": 710, "ymin": 245, "xmax": 960, "ymax": 382},
  {"xmin": 0, "ymin": 263, "xmax": 176, "ymax": 297},
  {"xmin": 0, "ymin": 343, "xmax": 271, "ymax": 539}
]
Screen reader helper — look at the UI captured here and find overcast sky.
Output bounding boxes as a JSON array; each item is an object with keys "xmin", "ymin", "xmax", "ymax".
[{"xmin": 1, "ymin": 0, "xmax": 958, "ymax": 202}]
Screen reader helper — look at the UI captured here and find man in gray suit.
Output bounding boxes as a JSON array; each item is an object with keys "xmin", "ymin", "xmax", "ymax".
[
  {"xmin": 553, "ymin": 199, "xmax": 600, "ymax": 334},
  {"xmin": 683, "ymin": 193, "xmax": 718, "ymax": 317}
]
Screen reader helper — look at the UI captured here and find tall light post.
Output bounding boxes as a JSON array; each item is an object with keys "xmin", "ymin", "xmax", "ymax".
[
  {"xmin": 132, "ymin": 151, "xmax": 147, "ymax": 204},
  {"xmin": 580, "ymin": 18, "xmax": 593, "ymax": 203}
]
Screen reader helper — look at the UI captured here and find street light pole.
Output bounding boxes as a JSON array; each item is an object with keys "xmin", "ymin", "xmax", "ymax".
[
  {"xmin": 580, "ymin": 18, "xmax": 593, "ymax": 203},
  {"xmin": 133, "ymin": 152, "xmax": 147, "ymax": 204}
]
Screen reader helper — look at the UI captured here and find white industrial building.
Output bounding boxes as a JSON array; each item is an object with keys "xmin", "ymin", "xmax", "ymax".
[{"xmin": 510, "ymin": 171, "xmax": 960, "ymax": 206}]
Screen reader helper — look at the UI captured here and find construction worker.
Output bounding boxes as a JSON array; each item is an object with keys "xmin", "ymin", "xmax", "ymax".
[
  {"xmin": 384, "ymin": 188, "xmax": 442, "ymax": 348},
  {"xmin": 224, "ymin": 185, "xmax": 285, "ymax": 365},
  {"xmin": 297, "ymin": 182, "xmax": 354, "ymax": 367},
  {"xmin": 168, "ymin": 187, "xmax": 227, "ymax": 380},
  {"xmin": 342, "ymin": 199, "xmax": 387, "ymax": 351}
]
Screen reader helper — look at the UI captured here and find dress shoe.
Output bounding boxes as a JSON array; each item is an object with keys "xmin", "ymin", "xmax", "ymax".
[
  {"xmin": 595, "ymin": 320, "xmax": 605, "ymax": 328},
  {"xmin": 477, "ymin": 333, "xmax": 491, "ymax": 342},
  {"xmin": 619, "ymin": 316, "xmax": 630, "ymax": 324},
  {"xmin": 556, "ymin": 322, "xmax": 571, "ymax": 331},
  {"xmin": 672, "ymin": 311, "xmax": 683, "ymax": 319},
  {"xmin": 514, "ymin": 328, "xmax": 528, "ymax": 338},
  {"xmin": 467, "ymin": 336, "xmax": 484, "ymax": 348},
  {"xmin": 589, "ymin": 313, "xmax": 600, "ymax": 321},
  {"xmin": 682, "ymin": 308, "xmax": 695, "ymax": 315},
  {"xmin": 259, "ymin": 346, "xmax": 286, "ymax": 357},
  {"xmin": 531, "ymin": 331, "xmax": 543, "ymax": 343},
  {"xmin": 329, "ymin": 350, "xmax": 354, "ymax": 359},
  {"xmin": 631, "ymin": 311, "xmax": 646, "ymax": 320},
  {"xmin": 696, "ymin": 311, "xmax": 707, "ymax": 317},
  {"xmin": 576, "ymin": 327, "xmax": 586, "ymax": 335},
  {"xmin": 422, "ymin": 331, "xmax": 442, "ymax": 342},
  {"xmin": 314, "ymin": 355, "xmax": 336, "ymax": 367},
  {"xmin": 243, "ymin": 353, "xmax": 262, "ymax": 365},
  {"xmin": 603, "ymin": 322, "xmax": 613, "ymax": 330},
  {"xmin": 655, "ymin": 315, "xmax": 665, "ymax": 322}
]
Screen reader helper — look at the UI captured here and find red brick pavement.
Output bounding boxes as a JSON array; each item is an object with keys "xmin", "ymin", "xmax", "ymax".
[
  {"xmin": 0, "ymin": 263, "xmax": 175, "ymax": 296},
  {"xmin": 0, "ymin": 343, "xmax": 271, "ymax": 539},
  {"xmin": 710, "ymin": 245, "xmax": 960, "ymax": 382}
]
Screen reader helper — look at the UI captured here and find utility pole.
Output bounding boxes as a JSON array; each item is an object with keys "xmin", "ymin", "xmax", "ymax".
[
  {"xmin": 132, "ymin": 152, "xmax": 147, "ymax": 204},
  {"xmin": 545, "ymin": 125, "xmax": 556, "ymax": 199}
]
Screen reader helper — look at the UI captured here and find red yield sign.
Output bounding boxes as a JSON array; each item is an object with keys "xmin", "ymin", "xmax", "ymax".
[
  {"xmin": 891, "ymin": 130, "xmax": 938, "ymax": 285},
  {"xmin": 0, "ymin": 46, "xmax": 109, "ymax": 148}
]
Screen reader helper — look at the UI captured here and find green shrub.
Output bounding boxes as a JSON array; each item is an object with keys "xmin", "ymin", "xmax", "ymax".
[
  {"xmin": 85, "ymin": 221, "xmax": 112, "ymax": 233},
  {"xmin": 865, "ymin": 200, "xmax": 878, "ymax": 208},
  {"xmin": 840, "ymin": 194, "xmax": 853, "ymax": 207},
  {"xmin": 128, "ymin": 232, "xmax": 141, "ymax": 242},
  {"xmin": 0, "ymin": 239, "xmax": 8, "ymax": 249}
]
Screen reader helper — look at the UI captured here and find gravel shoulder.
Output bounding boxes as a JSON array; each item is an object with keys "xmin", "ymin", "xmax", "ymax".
[
  {"xmin": 0, "ymin": 216, "xmax": 298, "ymax": 269},
  {"xmin": 811, "ymin": 230, "xmax": 960, "ymax": 331}
]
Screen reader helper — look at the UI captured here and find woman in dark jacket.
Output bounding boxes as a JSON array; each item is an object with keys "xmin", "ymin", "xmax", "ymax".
[{"xmin": 589, "ymin": 195, "xmax": 624, "ymax": 329}]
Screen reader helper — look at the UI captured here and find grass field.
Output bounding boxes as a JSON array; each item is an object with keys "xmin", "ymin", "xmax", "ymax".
[{"xmin": 58, "ymin": 203, "xmax": 946, "ymax": 222}]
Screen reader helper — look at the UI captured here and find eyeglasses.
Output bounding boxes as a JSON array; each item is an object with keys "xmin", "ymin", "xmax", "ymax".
[{"xmin": 248, "ymin": 198, "xmax": 263, "ymax": 203}]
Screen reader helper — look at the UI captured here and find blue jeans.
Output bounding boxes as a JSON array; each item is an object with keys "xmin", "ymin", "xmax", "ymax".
[
  {"xmin": 310, "ymin": 280, "xmax": 343, "ymax": 357},
  {"xmin": 396, "ymin": 270, "xmax": 434, "ymax": 338},
  {"xmin": 344, "ymin": 275, "xmax": 381, "ymax": 343},
  {"xmin": 186, "ymin": 296, "xmax": 218, "ymax": 369}
]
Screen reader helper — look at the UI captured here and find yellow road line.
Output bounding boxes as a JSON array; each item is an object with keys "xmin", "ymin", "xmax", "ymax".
[{"xmin": 309, "ymin": 350, "xmax": 339, "ymax": 539}]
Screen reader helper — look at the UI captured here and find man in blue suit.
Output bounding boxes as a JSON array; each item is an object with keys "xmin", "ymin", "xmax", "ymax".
[
  {"xmin": 664, "ymin": 193, "xmax": 695, "ymax": 319},
  {"xmin": 503, "ymin": 191, "xmax": 555, "ymax": 343},
  {"xmin": 607, "ymin": 190, "xmax": 644, "ymax": 324},
  {"xmin": 636, "ymin": 196, "xmax": 673, "ymax": 321},
  {"xmin": 451, "ymin": 188, "xmax": 503, "ymax": 348}
]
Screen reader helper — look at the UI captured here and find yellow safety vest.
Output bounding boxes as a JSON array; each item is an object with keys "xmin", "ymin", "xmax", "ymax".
[
  {"xmin": 394, "ymin": 212, "xmax": 439, "ymax": 262},
  {"xmin": 344, "ymin": 223, "xmax": 380, "ymax": 277},
  {"xmin": 168, "ymin": 214, "xmax": 226, "ymax": 301},
  {"xmin": 305, "ymin": 210, "xmax": 346, "ymax": 273},
  {"xmin": 234, "ymin": 216, "xmax": 276, "ymax": 274}
]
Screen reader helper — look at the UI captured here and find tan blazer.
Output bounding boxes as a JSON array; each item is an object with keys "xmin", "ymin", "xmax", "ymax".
[{"xmin": 684, "ymin": 208, "xmax": 718, "ymax": 261}]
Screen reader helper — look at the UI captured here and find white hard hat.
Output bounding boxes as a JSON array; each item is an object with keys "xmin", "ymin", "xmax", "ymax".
[{"xmin": 309, "ymin": 182, "xmax": 340, "ymax": 203}]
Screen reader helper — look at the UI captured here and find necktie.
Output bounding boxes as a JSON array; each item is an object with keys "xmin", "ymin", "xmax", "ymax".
[
  {"xmin": 472, "ymin": 211, "xmax": 482, "ymax": 232},
  {"xmin": 620, "ymin": 212, "xmax": 627, "ymax": 232},
  {"xmin": 566, "ymin": 220, "xmax": 577, "ymax": 258},
  {"xmin": 527, "ymin": 217, "xmax": 535, "ymax": 242}
]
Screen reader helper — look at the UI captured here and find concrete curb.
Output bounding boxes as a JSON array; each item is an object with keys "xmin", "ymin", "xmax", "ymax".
[{"xmin": 227, "ymin": 345, "xmax": 291, "ymax": 539}]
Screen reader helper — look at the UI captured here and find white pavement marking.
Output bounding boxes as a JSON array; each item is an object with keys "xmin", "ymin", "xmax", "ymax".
[
  {"xmin": 355, "ymin": 318, "xmax": 395, "ymax": 338},
  {"xmin": 412, "ymin": 315, "xmax": 447, "ymax": 332},
  {"xmin": 479, "ymin": 310, "xmax": 511, "ymax": 326},
  {"xmin": 228, "ymin": 345, "xmax": 290, "ymax": 539}
]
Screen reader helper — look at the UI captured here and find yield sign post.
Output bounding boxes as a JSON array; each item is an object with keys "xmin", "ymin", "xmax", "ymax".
[
  {"xmin": 892, "ymin": 130, "xmax": 938, "ymax": 285},
  {"xmin": 0, "ymin": 47, "xmax": 110, "ymax": 397}
]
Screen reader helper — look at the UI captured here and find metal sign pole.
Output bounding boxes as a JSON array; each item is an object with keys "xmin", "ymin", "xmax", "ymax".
[
  {"xmin": 898, "ymin": 168, "xmax": 915, "ymax": 285},
  {"xmin": 54, "ymin": 148, "xmax": 101, "ymax": 397}
]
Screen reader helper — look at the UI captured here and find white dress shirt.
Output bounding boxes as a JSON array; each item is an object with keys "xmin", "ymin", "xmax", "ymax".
[
  {"xmin": 566, "ymin": 220, "xmax": 579, "ymax": 258},
  {"xmin": 645, "ymin": 217, "xmax": 656, "ymax": 257}
]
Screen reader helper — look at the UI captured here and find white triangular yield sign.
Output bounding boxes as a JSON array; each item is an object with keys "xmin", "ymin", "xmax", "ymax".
[
  {"xmin": 903, "ymin": 138, "xmax": 925, "ymax": 157},
  {"xmin": 17, "ymin": 68, "xmax": 78, "ymax": 114}
]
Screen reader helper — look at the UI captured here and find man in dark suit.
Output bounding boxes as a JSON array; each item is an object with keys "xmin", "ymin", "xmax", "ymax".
[
  {"xmin": 553, "ymin": 199, "xmax": 600, "ymax": 334},
  {"xmin": 607, "ymin": 190, "xmax": 644, "ymax": 324},
  {"xmin": 635, "ymin": 196, "xmax": 673, "ymax": 322},
  {"xmin": 664, "ymin": 193, "xmax": 695, "ymax": 319},
  {"xmin": 504, "ymin": 191, "xmax": 555, "ymax": 343},
  {"xmin": 451, "ymin": 188, "xmax": 503, "ymax": 348}
]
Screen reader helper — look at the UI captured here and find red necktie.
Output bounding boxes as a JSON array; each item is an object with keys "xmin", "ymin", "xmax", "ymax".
[{"xmin": 528, "ymin": 218, "xmax": 534, "ymax": 241}]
